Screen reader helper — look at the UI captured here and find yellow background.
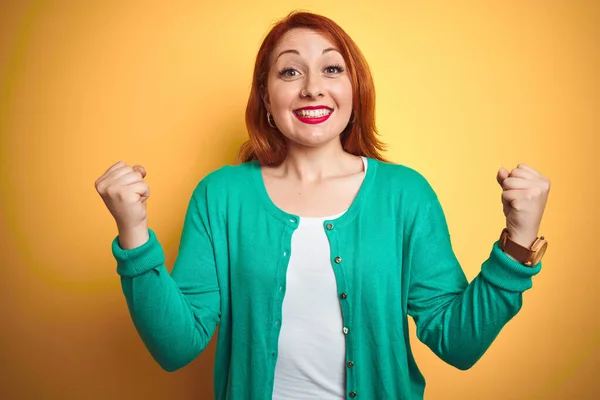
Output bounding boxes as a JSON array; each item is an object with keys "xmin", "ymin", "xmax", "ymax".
[{"xmin": 1, "ymin": 1, "xmax": 598, "ymax": 398}]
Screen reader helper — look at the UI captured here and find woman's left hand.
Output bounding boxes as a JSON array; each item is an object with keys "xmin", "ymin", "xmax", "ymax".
[{"xmin": 496, "ymin": 163, "xmax": 551, "ymax": 247}]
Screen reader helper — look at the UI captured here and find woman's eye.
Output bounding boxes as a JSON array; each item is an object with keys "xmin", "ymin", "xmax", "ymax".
[
  {"xmin": 279, "ymin": 68, "xmax": 299, "ymax": 78},
  {"xmin": 325, "ymin": 65, "xmax": 344, "ymax": 74},
  {"xmin": 279, "ymin": 65, "xmax": 344, "ymax": 78}
]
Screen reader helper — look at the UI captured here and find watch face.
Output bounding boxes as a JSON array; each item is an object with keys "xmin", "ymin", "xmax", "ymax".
[{"xmin": 533, "ymin": 242, "xmax": 548, "ymax": 264}]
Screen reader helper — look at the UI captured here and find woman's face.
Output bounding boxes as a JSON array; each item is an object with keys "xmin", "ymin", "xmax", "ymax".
[{"xmin": 263, "ymin": 28, "xmax": 353, "ymax": 148}]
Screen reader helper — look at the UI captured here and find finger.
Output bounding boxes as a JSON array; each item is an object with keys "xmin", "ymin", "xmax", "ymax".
[
  {"xmin": 96, "ymin": 160, "xmax": 125, "ymax": 186},
  {"xmin": 516, "ymin": 163, "xmax": 541, "ymax": 176},
  {"xmin": 100, "ymin": 164, "xmax": 132, "ymax": 186},
  {"xmin": 132, "ymin": 165, "xmax": 146, "ymax": 179},
  {"xmin": 501, "ymin": 190, "xmax": 520, "ymax": 210},
  {"xmin": 501, "ymin": 176, "xmax": 533, "ymax": 190},
  {"xmin": 509, "ymin": 167, "xmax": 538, "ymax": 181},
  {"xmin": 497, "ymin": 168, "xmax": 510, "ymax": 187},
  {"xmin": 501, "ymin": 189, "xmax": 536, "ymax": 211},
  {"xmin": 105, "ymin": 165, "xmax": 137, "ymax": 183},
  {"xmin": 112, "ymin": 170, "xmax": 145, "ymax": 187},
  {"xmin": 129, "ymin": 181, "xmax": 150, "ymax": 201}
]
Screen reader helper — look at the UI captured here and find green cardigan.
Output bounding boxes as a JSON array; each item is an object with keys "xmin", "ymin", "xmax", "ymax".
[{"xmin": 112, "ymin": 157, "xmax": 541, "ymax": 399}]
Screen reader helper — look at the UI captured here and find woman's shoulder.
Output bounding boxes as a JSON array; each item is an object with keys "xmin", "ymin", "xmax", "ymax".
[
  {"xmin": 372, "ymin": 159, "xmax": 437, "ymax": 200},
  {"xmin": 191, "ymin": 160, "xmax": 255, "ymax": 196}
]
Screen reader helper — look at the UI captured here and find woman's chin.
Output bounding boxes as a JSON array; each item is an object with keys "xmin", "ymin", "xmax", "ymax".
[{"xmin": 285, "ymin": 131, "xmax": 342, "ymax": 148}]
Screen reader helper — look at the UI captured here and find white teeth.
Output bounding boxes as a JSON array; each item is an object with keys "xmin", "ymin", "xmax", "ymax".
[{"xmin": 295, "ymin": 109, "xmax": 332, "ymax": 118}]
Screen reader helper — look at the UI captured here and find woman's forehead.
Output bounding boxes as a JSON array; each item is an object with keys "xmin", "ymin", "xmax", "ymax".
[{"xmin": 273, "ymin": 28, "xmax": 338, "ymax": 56}]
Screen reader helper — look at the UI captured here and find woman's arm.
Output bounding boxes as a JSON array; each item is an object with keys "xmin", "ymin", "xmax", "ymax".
[
  {"xmin": 406, "ymin": 196, "xmax": 541, "ymax": 370},
  {"xmin": 112, "ymin": 180, "xmax": 221, "ymax": 372}
]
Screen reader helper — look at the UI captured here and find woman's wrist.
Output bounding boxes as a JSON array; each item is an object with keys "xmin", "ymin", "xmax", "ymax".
[{"xmin": 117, "ymin": 222, "xmax": 150, "ymax": 250}]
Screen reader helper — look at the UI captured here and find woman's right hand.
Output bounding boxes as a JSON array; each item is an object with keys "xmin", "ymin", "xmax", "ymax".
[{"xmin": 95, "ymin": 161, "xmax": 150, "ymax": 248}]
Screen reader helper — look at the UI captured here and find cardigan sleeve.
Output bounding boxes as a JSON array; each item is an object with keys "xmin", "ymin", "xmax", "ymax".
[
  {"xmin": 406, "ymin": 195, "xmax": 542, "ymax": 370},
  {"xmin": 112, "ymin": 179, "xmax": 221, "ymax": 372}
]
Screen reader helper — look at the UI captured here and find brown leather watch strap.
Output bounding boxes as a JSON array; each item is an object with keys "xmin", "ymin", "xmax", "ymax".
[{"xmin": 503, "ymin": 238, "xmax": 532, "ymax": 263}]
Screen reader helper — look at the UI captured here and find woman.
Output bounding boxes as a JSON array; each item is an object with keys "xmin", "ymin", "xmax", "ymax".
[{"xmin": 95, "ymin": 11, "xmax": 550, "ymax": 400}]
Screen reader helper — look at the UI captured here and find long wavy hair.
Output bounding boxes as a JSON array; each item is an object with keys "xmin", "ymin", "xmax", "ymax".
[{"xmin": 238, "ymin": 11, "xmax": 389, "ymax": 166}]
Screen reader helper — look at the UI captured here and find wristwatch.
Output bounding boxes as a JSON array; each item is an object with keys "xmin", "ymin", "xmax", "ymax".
[{"xmin": 499, "ymin": 228, "xmax": 548, "ymax": 267}]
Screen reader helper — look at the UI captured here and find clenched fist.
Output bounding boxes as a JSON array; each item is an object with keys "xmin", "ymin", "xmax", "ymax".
[
  {"xmin": 95, "ymin": 161, "xmax": 150, "ymax": 248},
  {"xmin": 496, "ymin": 163, "xmax": 550, "ymax": 248}
]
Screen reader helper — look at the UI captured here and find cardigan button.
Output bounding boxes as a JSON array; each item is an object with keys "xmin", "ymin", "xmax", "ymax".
[
  {"xmin": 349, "ymin": 392, "xmax": 357, "ymax": 398},
  {"xmin": 347, "ymin": 361, "xmax": 354, "ymax": 368},
  {"xmin": 334, "ymin": 256, "xmax": 342, "ymax": 264},
  {"xmin": 343, "ymin": 327, "xmax": 349, "ymax": 335},
  {"xmin": 326, "ymin": 223, "xmax": 334, "ymax": 230},
  {"xmin": 340, "ymin": 292, "xmax": 348, "ymax": 300}
]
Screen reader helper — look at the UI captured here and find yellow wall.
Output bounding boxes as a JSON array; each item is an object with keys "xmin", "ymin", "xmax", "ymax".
[{"xmin": 1, "ymin": 1, "xmax": 598, "ymax": 398}]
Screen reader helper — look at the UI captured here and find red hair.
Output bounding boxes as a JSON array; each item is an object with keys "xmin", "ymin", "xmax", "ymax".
[{"xmin": 237, "ymin": 11, "xmax": 389, "ymax": 166}]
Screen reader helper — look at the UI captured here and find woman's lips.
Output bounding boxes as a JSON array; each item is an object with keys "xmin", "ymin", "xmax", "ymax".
[{"xmin": 293, "ymin": 109, "xmax": 333, "ymax": 125}]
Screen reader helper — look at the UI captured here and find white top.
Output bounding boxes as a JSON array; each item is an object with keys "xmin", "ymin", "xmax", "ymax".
[{"xmin": 272, "ymin": 157, "xmax": 368, "ymax": 399}]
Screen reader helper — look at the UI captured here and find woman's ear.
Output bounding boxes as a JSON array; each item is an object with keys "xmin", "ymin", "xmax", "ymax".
[{"xmin": 260, "ymin": 84, "xmax": 270, "ymax": 112}]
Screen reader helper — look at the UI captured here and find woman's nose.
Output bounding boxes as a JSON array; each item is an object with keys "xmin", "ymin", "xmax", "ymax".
[{"xmin": 301, "ymin": 72, "xmax": 324, "ymax": 98}]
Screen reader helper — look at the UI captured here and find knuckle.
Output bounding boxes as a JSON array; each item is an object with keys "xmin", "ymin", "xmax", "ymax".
[
  {"xmin": 106, "ymin": 185, "xmax": 119, "ymax": 198},
  {"xmin": 116, "ymin": 189, "xmax": 129, "ymax": 201},
  {"xmin": 525, "ymin": 188, "xmax": 539, "ymax": 201}
]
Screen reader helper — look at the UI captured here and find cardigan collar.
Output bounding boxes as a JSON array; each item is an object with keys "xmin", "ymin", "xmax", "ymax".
[{"xmin": 249, "ymin": 157, "xmax": 378, "ymax": 229}]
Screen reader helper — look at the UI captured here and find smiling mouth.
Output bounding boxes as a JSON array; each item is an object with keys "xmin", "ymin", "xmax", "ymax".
[
  {"xmin": 293, "ymin": 107, "xmax": 333, "ymax": 125},
  {"xmin": 293, "ymin": 108, "xmax": 333, "ymax": 118}
]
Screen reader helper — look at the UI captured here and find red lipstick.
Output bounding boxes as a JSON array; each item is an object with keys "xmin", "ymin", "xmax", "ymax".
[{"xmin": 293, "ymin": 106, "xmax": 333, "ymax": 125}]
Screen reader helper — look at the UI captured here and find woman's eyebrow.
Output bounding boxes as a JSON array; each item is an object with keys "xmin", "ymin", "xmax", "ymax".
[{"xmin": 275, "ymin": 47, "xmax": 341, "ymax": 61}]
